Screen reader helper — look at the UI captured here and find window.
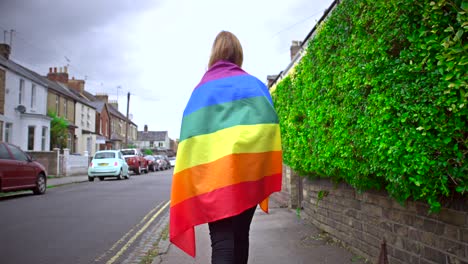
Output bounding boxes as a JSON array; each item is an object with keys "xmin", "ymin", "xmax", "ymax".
[
  {"xmin": 0, "ymin": 143, "xmax": 11, "ymax": 159},
  {"xmin": 158, "ymin": 142, "xmax": 163, "ymax": 147},
  {"xmin": 150, "ymin": 141, "xmax": 154, "ymax": 148},
  {"xmin": 28, "ymin": 126, "xmax": 35, "ymax": 150},
  {"xmin": 94, "ymin": 152, "xmax": 115, "ymax": 159},
  {"xmin": 31, "ymin": 84, "xmax": 36, "ymax": 109},
  {"xmin": 10, "ymin": 145, "xmax": 28, "ymax": 161},
  {"xmin": 41, "ymin": 126, "xmax": 47, "ymax": 151},
  {"xmin": 67, "ymin": 132, "xmax": 72, "ymax": 150},
  {"xmin": 19, "ymin": 79, "xmax": 25, "ymax": 104},
  {"xmin": 0, "ymin": 121, "xmax": 3, "ymax": 141},
  {"xmin": 64, "ymin": 100, "xmax": 68, "ymax": 118},
  {"xmin": 5, "ymin": 123, "xmax": 12, "ymax": 143},
  {"xmin": 55, "ymin": 94, "xmax": 59, "ymax": 114}
]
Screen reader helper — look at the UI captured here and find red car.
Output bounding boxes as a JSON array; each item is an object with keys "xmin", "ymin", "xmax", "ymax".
[
  {"xmin": 0, "ymin": 142, "xmax": 47, "ymax": 195},
  {"xmin": 120, "ymin": 148, "xmax": 149, "ymax": 175}
]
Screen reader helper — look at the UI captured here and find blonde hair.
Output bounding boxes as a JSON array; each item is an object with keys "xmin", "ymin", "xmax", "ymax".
[{"xmin": 208, "ymin": 31, "xmax": 243, "ymax": 68}]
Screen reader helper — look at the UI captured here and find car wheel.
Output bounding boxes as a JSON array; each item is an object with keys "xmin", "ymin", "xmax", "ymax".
[
  {"xmin": 145, "ymin": 165, "xmax": 149, "ymax": 173},
  {"xmin": 88, "ymin": 176, "xmax": 95, "ymax": 182},
  {"xmin": 33, "ymin": 173, "xmax": 47, "ymax": 195},
  {"xmin": 99, "ymin": 177, "xmax": 104, "ymax": 181},
  {"xmin": 117, "ymin": 169, "xmax": 124, "ymax": 180},
  {"xmin": 135, "ymin": 165, "xmax": 141, "ymax": 175},
  {"xmin": 125, "ymin": 171, "xmax": 130, "ymax": 179}
]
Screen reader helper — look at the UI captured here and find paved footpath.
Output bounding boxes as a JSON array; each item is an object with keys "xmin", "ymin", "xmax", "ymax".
[
  {"xmin": 45, "ymin": 177, "xmax": 367, "ymax": 264},
  {"xmin": 47, "ymin": 175, "xmax": 89, "ymax": 187},
  {"xmin": 153, "ymin": 194, "xmax": 366, "ymax": 264}
]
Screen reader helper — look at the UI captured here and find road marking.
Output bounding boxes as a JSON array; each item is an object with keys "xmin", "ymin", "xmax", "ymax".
[
  {"xmin": 94, "ymin": 201, "xmax": 164, "ymax": 262},
  {"xmin": 106, "ymin": 200, "xmax": 171, "ymax": 264}
]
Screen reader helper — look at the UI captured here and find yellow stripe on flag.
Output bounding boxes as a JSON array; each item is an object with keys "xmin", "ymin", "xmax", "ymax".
[{"xmin": 174, "ymin": 124, "xmax": 281, "ymax": 173}]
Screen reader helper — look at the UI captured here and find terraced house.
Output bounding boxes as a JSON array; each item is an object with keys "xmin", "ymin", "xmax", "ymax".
[
  {"xmin": 0, "ymin": 43, "xmax": 51, "ymax": 151},
  {"xmin": 45, "ymin": 67, "xmax": 97, "ymax": 155}
]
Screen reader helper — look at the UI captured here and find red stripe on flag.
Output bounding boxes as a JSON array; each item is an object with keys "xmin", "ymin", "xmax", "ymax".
[{"xmin": 169, "ymin": 173, "xmax": 282, "ymax": 257}]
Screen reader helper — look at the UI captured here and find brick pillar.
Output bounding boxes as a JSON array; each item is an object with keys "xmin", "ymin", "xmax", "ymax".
[
  {"xmin": 53, "ymin": 148, "xmax": 60, "ymax": 176},
  {"xmin": 289, "ymin": 168, "xmax": 300, "ymax": 209}
]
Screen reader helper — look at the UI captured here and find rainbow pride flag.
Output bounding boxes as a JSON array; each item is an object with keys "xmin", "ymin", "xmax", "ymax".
[{"xmin": 170, "ymin": 60, "xmax": 282, "ymax": 257}]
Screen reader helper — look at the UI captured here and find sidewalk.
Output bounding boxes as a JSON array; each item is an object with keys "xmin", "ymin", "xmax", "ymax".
[
  {"xmin": 154, "ymin": 195, "xmax": 366, "ymax": 264},
  {"xmin": 47, "ymin": 175, "xmax": 89, "ymax": 187}
]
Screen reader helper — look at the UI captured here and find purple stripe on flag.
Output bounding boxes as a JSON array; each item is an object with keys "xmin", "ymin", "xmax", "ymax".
[{"xmin": 195, "ymin": 60, "xmax": 247, "ymax": 89}]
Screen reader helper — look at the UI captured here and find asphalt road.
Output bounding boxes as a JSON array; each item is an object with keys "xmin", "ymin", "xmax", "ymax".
[{"xmin": 0, "ymin": 169, "xmax": 173, "ymax": 264}]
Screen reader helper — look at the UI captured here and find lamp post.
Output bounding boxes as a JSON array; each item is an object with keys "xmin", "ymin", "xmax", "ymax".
[{"xmin": 125, "ymin": 92, "xmax": 130, "ymax": 148}]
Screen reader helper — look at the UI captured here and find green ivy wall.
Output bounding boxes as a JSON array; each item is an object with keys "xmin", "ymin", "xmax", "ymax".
[{"xmin": 272, "ymin": 0, "xmax": 468, "ymax": 211}]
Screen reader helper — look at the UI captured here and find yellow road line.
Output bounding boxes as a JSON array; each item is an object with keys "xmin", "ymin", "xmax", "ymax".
[
  {"xmin": 94, "ymin": 201, "xmax": 164, "ymax": 262},
  {"xmin": 106, "ymin": 200, "xmax": 171, "ymax": 264}
]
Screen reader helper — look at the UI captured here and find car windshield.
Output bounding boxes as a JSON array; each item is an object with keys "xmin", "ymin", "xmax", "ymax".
[
  {"xmin": 121, "ymin": 150, "xmax": 136, "ymax": 155},
  {"xmin": 145, "ymin": 156, "xmax": 155, "ymax": 160},
  {"xmin": 94, "ymin": 152, "xmax": 115, "ymax": 159}
]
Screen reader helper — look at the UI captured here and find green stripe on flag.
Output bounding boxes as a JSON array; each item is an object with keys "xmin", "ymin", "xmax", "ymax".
[{"xmin": 180, "ymin": 96, "xmax": 278, "ymax": 141}]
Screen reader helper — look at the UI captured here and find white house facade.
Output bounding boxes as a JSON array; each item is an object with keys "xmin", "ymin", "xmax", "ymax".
[
  {"xmin": 135, "ymin": 126, "xmax": 170, "ymax": 149},
  {"xmin": 0, "ymin": 50, "xmax": 51, "ymax": 151},
  {"xmin": 74, "ymin": 101, "xmax": 97, "ymax": 156}
]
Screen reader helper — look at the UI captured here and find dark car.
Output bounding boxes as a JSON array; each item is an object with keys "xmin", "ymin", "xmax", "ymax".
[
  {"xmin": 144, "ymin": 155, "xmax": 157, "ymax": 172},
  {"xmin": 161, "ymin": 155, "xmax": 171, "ymax": 170},
  {"xmin": 154, "ymin": 155, "xmax": 168, "ymax": 170},
  {"xmin": 0, "ymin": 142, "xmax": 47, "ymax": 195}
]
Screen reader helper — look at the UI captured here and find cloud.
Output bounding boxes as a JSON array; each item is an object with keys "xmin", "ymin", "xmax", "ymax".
[{"xmin": 0, "ymin": 0, "xmax": 334, "ymax": 139}]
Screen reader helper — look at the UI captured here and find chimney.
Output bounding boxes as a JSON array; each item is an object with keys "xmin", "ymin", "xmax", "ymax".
[
  {"xmin": 144, "ymin": 125, "xmax": 148, "ymax": 132},
  {"xmin": 95, "ymin": 93, "xmax": 109, "ymax": 103},
  {"xmin": 290, "ymin": 40, "xmax": 303, "ymax": 61},
  {"xmin": 47, "ymin": 65, "xmax": 69, "ymax": 83},
  {"xmin": 0, "ymin": 44, "xmax": 11, "ymax": 59},
  {"xmin": 266, "ymin": 75, "xmax": 278, "ymax": 87},
  {"xmin": 109, "ymin": 100, "xmax": 118, "ymax": 110},
  {"xmin": 68, "ymin": 77, "xmax": 86, "ymax": 94}
]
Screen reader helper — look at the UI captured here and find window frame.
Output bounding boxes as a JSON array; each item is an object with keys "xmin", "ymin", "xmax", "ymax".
[
  {"xmin": 31, "ymin": 83, "xmax": 36, "ymax": 109},
  {"xmin": 19, "ymin": 79, "xmax": 25, "ymax": 105},
  {"xmin": 27, "ymin": 126, "xmax": 35, "ymax": 151}
]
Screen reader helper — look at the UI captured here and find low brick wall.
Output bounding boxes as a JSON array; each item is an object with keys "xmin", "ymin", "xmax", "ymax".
[
  {"xmin": 27, "ymin": 151, "xmax": 58, "ymax": 176},
  {"xmin": 289, "ymin": 171, "xmax": 467, "ymax": 264}
]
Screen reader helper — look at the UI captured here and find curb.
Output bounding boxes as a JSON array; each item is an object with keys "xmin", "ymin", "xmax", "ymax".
[{"xmin": 151, "ymin": 213, "xmax": 171, "ymax": 264}]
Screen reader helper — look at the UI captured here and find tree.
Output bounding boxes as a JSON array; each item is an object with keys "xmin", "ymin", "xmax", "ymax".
[
  {"xmin": 144, "ymin": 149, "xmax": 153, "ymax": 155},
  {"xmin": 48, "ymin": 111, "xmax": 68, "ymax": 150}
]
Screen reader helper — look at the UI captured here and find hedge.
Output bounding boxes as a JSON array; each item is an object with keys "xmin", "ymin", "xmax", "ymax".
[{"xmin": 272, "ymin": 0, "xmax": 468, "ymax": 211}]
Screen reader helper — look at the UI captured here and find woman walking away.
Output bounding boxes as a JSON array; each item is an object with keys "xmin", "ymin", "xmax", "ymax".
[{"xmin": 170, "ymin": 30, "xmax": 283, "ymax": 264}]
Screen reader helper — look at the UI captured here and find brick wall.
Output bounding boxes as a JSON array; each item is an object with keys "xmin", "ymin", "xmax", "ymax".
[
  {"xmin": 27, "ymin": 151, "xmax": 59, "ymax": 176},
  {"xmin": 284, "ymin": 166, "xmax": 468, "ymax": 264}
]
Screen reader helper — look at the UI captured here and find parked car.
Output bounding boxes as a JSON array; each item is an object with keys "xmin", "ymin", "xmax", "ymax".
[
  {"xmin": 144, "ymin": 155, "xmax": 157, "ymax": 172},
  {"xmin": 160, "ymin": 155, "xmax": 171, "ymax": 170},
  {"xmin": 0, "ymin": 142, "xmax": 47, "ymax": 195},
  {"xmin": 121, "ymin": 148, "xmax": 149, "ymax": 175},
  {"xmin": 154, "ymin": 155, "xmax": 168, "ymax": 170},
  {"xmin": 168, "ymin": 156, "xmax": 176, "ymax": 167},
  {"xmin": 88, "ymin": 150, "xmax": 130, "ymax": 181}
]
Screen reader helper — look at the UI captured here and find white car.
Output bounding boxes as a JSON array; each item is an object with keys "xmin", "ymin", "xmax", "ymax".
[
  {"xmin": 169, "ymin": 157, "xmax": 176, "ymax": 167},
  {"xmin": 88, "ymin": 150, "xmax": 130, "ymax": 181}
]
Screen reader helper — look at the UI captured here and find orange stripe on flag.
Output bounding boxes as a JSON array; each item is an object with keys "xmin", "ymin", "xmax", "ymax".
[{"xmin": 171, "ymin": 151, "xmax": 282, "ymax": 206}]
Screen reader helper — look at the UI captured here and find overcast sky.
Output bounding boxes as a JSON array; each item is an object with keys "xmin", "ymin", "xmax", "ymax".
[{"xmin": 0, "ymin": 0, "xmax": 333, "ymax": 140}]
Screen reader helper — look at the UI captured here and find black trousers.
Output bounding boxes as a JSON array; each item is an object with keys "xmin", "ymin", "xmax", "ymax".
[{"xmin": 208, "ymin": 206, "xmax": 257, "ymax": 264}]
